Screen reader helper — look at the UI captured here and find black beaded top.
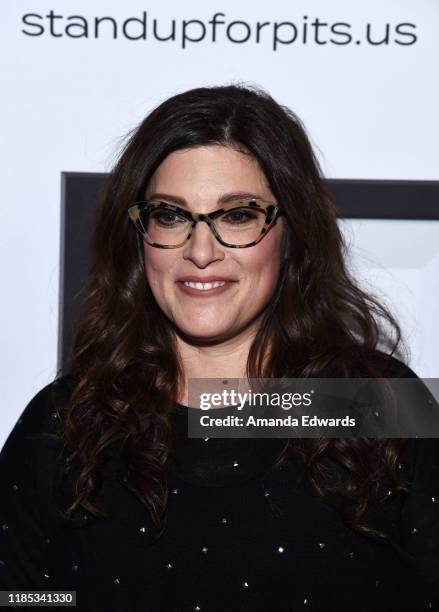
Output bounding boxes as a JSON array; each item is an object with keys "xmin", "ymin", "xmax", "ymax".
[
  {"xmin": 169, "ymin": 402, "xmax": 289, "ymax": 487},
  {"xmin": 0, "ymin": 365, "xmax": 438, "ymax": 611}
]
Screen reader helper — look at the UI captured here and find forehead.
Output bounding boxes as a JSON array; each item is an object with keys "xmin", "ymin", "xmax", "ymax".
[{"xmin": 146, "ymin": 145, "xmax": 271, "ymax": 198}]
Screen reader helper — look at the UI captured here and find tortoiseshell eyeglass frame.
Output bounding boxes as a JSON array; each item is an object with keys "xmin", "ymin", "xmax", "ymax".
[{"xmin": 127, "ymin": 198, "xmax": 284, "ymax": 249}]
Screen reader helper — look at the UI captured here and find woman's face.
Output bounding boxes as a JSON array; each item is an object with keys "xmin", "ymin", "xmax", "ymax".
[{"xmin": 143, "ymin": 145, "xmax": 285, "ymax": 344}]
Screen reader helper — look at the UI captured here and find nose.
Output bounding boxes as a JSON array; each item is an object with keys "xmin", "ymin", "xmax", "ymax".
[{"xmin": 182, "ymin": 220, "xmax": 225, "ymax": 267}]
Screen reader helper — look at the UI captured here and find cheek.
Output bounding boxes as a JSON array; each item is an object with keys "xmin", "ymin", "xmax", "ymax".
[
  {"xmin": 240, "ymin": 238, "xmax": 282, "ymax": 288},
  {"xmin": 143, "ymin": 249, "xmax": 175, "ymax": 282}
]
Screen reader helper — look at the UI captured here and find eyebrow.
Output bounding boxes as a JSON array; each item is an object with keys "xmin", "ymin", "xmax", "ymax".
[{"xmin": 146, "ymin": 191, "xmax": 270, "ymax": 207}]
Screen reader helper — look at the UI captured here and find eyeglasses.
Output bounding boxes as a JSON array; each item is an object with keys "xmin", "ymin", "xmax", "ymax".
[{"xmin": 127, "ymin": 198, "xmax": 283, "ymax": 248}]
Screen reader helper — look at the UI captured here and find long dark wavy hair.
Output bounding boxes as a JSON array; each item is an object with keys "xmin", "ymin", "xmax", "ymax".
[{"xmin": 54, "ymin": 83, "xmax": 412, "ymax": 538}]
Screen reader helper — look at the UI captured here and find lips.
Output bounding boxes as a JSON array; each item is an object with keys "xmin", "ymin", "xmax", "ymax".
[
  {"xmin": 183, "ymin": 280, "xmax": 225, "ymax": 289},
  {"xmin": 176, "ymin": 278, "xmax": 236, "ymax": 297},
  {"xmin": 177, "ymin": 276, "xmax": 236, "ymax": 282}
]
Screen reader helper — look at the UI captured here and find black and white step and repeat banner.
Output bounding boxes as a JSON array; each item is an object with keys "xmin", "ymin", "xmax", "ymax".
[{"xmin": 1, "ymin": 1, "xmax": 438, "ymax": 445}]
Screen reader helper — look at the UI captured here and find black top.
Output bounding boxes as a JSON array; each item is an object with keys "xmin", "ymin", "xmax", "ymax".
[{"xmin": 1, "ymin": 359, "xmax": 439, "ymax": 611}]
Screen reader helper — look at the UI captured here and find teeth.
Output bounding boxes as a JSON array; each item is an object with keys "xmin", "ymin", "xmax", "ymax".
[{"xmin": 183, "ymin": 281, "xmax": 226, "ymax": 290}]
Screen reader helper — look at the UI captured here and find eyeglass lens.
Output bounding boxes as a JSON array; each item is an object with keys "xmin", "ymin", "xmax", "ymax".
[{"xmin": 140, "ymin": 205, "xmax": 267, "ymax": 246}]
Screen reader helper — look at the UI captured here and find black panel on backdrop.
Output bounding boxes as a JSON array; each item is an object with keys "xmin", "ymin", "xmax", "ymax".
[{"xmin": 59, "ymin": 173, "xmax": 439, "ymax": 373}]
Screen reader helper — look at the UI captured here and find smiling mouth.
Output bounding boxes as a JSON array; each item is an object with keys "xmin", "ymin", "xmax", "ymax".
[
  {"xmin": 177, "ymin": 280, "xmax": 235, "ymax": 297},
  {"xmin": 183, "ymin": 281, "xmax": 226, "ymax": 291}
]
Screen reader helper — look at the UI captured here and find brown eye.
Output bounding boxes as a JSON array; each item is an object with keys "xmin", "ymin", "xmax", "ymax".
[
  {"xmin": 221, "ymin": 209, "xmax": 258, "ymax": 225},
  {"xmin": 150, "ymin": 211, "xmax": 186, "ymax": 227}
]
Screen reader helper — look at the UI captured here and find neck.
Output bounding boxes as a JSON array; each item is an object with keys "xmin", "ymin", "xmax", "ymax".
[{"xmin": 175, "ymin": 329, "xmax": 257, "ymax": 406}]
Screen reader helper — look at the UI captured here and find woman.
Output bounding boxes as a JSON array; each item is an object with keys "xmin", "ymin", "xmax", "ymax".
[{"xmin": 0, "ymin": 84, "xmax": 438, "ymax": 611}]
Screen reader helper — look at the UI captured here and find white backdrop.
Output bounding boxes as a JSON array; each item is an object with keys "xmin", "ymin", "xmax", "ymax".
[{"xmin": 1, "ymin": 0, "xmax": 438, "ymax": 447}]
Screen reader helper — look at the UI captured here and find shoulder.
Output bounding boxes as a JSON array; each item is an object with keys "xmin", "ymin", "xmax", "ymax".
[
  {"xmin": 3, "ymin": 373, "xmax": 77, "ymax": 439},
  {"xmin": 381, "ymin": 355, "xmax": 439, "ymax": 476},
  {"xmin": 369, "ymin": 353, "xmax": 435, "ymax": 411},
  {"xmin": 0, "ymin": 374, "xmax": 77, "ymax": 480},
  {"xmin": 0, "ymin": 375, "xmax": 80, "ymax": 580},
  {"xmin": 371, "ymin": 352, "xmax": 419, "ymax": 378},
  {"xmin": 362, "ymin": 352, "xmax": 439, "ymax": 459}
]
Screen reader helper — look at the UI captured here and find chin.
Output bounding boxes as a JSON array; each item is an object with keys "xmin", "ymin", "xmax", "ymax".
[{"xmin": 178, "ymin": 326, "xmax": 234, "ymax": 343}]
